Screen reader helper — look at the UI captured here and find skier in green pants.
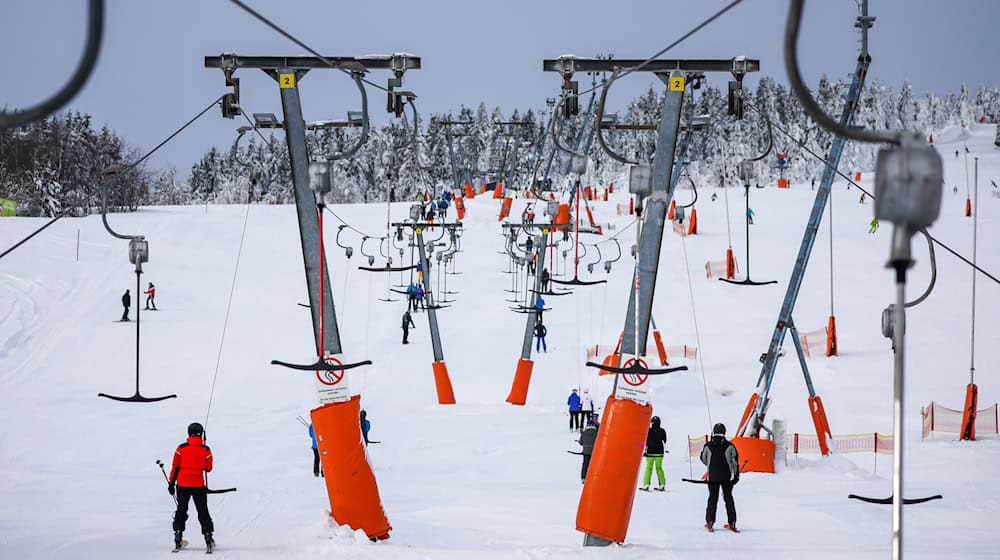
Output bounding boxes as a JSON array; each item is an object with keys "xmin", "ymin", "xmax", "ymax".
[{"xmin": 640, "ymin": 416, "xmax": 667, "ymax": 491}]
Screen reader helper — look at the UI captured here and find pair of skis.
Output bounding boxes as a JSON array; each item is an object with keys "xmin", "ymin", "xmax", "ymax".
[{"xmin": 172, "ymin": 540, "xmax": 214, "ymax": 554}]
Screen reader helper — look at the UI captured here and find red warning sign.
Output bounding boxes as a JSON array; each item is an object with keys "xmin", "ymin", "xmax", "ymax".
[
  {"xmin": 316, "ymin": 356, "xmax": 344, "ymax": 386},
  {"xmin": 622, "ymin": 358, "xmax": 648, "ymax": 386}
]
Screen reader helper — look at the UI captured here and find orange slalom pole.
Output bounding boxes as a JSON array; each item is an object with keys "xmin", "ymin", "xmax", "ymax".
[
  {"xmin": 736, "ymin": 393, "xmax": 759, "ymax": 436},
  {"xmin": 312, "ymin": 396, "xmax": 392, "ymax": 540},
  {"xmin": 808, "ymin": 395, "xmax": 832, "ymax": 455},
  {"xmin": 960, "ymin": 383, "xmax": 979, "ymax": 440},
  {"xmin": 825, "ymin": 315, "xmax": 838, "ymax": 356},
  {"xmin": 432, "ymin": 361, "xmax": 456, "ymax": 405},
  {"xmin": 576, "ymin": 396, "xmax": 652, "ymax": 544},
  {"xmin": 506, "ymin": 358, "xmax": 534, "ymax": 405}
]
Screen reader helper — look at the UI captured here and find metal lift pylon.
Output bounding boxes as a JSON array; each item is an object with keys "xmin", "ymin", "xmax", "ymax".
[
  {"xmin": 543, "ymin": 56, "xmax": 758, "ymax": 547},
  {"xmin": 734, "ymin": 8, "xmax": 875, "ymax": 462},
  {"xmin": 205, "ymin": 52, "xmax": 420, "ymax": 541}
]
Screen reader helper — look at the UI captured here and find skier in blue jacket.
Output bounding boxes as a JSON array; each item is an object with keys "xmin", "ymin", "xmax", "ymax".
[
  {"xmin": 308, "ymin": 423, "xmax": 322, "ymax": 477},
  {"xmin": 567, "ymin": 389, "xmax": 582, "ymax": 430},
  {"xmin": 360, "ymin": 410, "xmax": 372, "ymax": 445}
]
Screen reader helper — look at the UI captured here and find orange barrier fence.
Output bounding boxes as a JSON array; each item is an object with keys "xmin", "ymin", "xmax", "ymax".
[
  {"xmin": 798, "ymin": 327, "xmax": 828, "ymax": 358},
  {"xmin": 705, "ymin": 256, "xmax": 739, "ymax": 280},
  {"xmin": 922, "ymin": 400, "xmax": 998, "ymax": 439}
]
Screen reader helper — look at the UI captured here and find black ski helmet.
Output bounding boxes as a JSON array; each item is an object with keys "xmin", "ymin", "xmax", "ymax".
[
  {"xmin": 651, "ymin": 416, "xmax": 661, "ymax": 426},
  {"xmin": 187, "ymin": 422, "xmax": 204, "ymax": 437},
  {"xmin": 712, "ymin": 423, "xmax": 727, "ymax": 437}
]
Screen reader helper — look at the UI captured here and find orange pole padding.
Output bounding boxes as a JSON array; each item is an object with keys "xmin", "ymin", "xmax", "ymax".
[
  {"xmin": 603, "ymin": 189, "xmax": 609, "ymax": 201},
  {"xmin": 928, "ymin": 134, "xmax": 934, "ymax": 144},
  {"xmin": 584, "ymin": 186, "xmax": 593, "ymax": 200},
  {"xmin": 960, "ymin": 383, "xmax": 979, "ymax": 440},
  {"xmin": 808, "ymin": 395, "xmax": 832, "ymax": 455},
  {"xmin": 687, "ymin": 208, "xmax": 698, "ymax": 235},
  {"xmin": 725, "ymin": 247, "xmax": 736, "ymax": 279},
  {"xmin": 736, "ymin": 393, "xmax": 759, "ymax": 435},
  {"xmin": 825, "ymin": 315, "xmax": 838, "ymax": 356},
  {"xmin": 667, "ymin": 200, "xmax": 676, "ymax": 220},
  {"xmin": 599, "ymin": 333, "xmax": 625, "ymax": 374},
  {"xmin": 965, "ymin": 197, "xmax": 972, "ymax": 217},
  {"xmin": 609, "ymin": 182, "xmax": 614, "ymax": 193},
  {"xmin": 311, "ymin": 396, "xmax": 392, "ymax": 540},
  {"xmin": 777, "ymin": 178, "xmax": 789, "ymax": 189},
  {"xmin": 731, "ymin": 437, "xmax": 775, "ymax": 474},
  {"xmin": 479, "ymin": 184, "xmax": 487, "ymax": 195},
  {"xmin": 576, "ymin": 396, "xmax": 652, "ymax": 544},
  {"xmin": 492, "ymin": 182, "xmax": 504, "ymax": 199},
  {"xmin": 584, "ymin": 205, "xmax": 598, "ymax": 229},
  {"xmin": 454, "ymin": 197, "xmax": 466, "ymax": 220},
  {"xmin": 464, "ymin": 183, "xmax": 475, "ymax": 198},
  {"xmin": 652, "ymin": 330, "xmax": 668, "ymax": 366},
  {"xmin": 506, "ymin": 358, "xmax": 534, "ymax": 405},
  {"xmin": 432, "ymin": 360, "xmax": 456, "ymax": 404},
  {"xmin": 498, "ymin": 197, "xmax": 513, "ymax": 221},
  {"xmin": 854, "ymin": 172, "xmax": 862, "ymax": 182},
  {"xmin": 628, "ymin": 197, "xmax": 634, "ymax": 215},
  {"xmin": 554, "ymin": 203, "xmax": 571, "ymax": 226}
]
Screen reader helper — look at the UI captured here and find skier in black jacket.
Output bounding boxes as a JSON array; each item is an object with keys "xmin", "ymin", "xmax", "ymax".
[
  {"xmin": 699, "ymin": 423, "xmax": 740, "ymax": 532},
  {"xmin": 120, "ymin": 289, "xmax": 131, "ymax": 321},
  {"xmin": 640, "ymin": 416, "xmax": 667, "ymax": 491},
  {"xmin": 401, "ymin": 310, "xmax": 415, "ymax": 344},
  {"xmin": 577, "ymin": 417, "xmax": 598, "ymax": 483}
]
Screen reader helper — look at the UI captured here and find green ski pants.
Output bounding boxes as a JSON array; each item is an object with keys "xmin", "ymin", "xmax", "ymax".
[{"xmin": 643, "ymin": 455, "xmax": 665, "ymax": 487}]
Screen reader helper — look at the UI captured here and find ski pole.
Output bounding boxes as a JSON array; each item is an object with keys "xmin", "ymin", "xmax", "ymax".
[
  {"xmin": 156, "ymin": 460, "xmax": 178, "ymax": 507},
  {"xmin": 296, "ymin": 415, "xmax": 309, "ymax": 427}
]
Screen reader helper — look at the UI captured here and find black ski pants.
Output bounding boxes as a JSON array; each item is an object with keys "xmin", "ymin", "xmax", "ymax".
[
  {"xmin": 121, "ymin": 305, "xmax": 129, "ymax": 321},
  {"xmin": 569, "ymin": 410, "xmax": 581, "ymax": 430},
  {"xmin": 145, "ymin": 295, "xmax": 156, "ymax": 310},
  {"xmin": 706, "ymin": 481, "xmax": 737, "ymax": 524},
  {"xmin": 402, "ymin": 326, "xmax": 410, "ymax": 344},
  {"xmin": 173, "ymin": 486, "xmax": 214, "ymax": 534},
  {"xmin": 581, "ymin": 453, "xmax": 592, "ymax": 481},
  {"xmin": 312, "ymin": 447, "xmax": 323, "ymax": 476}
]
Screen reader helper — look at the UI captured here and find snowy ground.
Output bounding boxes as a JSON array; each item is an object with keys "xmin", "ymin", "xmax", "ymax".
[{"xmin": 1, "ymin": 123, "xmax": 998, "ymax": 559}]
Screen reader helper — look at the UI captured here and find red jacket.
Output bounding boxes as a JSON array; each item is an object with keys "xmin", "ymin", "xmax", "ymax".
[
  {"xmin": 169, "ymin": 436, "xmax": 213, "ymax": 488},
  {"xmin": 145, "ymin": 287, "xmax": 155, "ymax": 297}
]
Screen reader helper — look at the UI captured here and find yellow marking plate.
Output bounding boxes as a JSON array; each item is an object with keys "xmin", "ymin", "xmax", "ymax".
[{"xmin": 279, "ymin": 73, "xmax": 295, "ymax": 89}]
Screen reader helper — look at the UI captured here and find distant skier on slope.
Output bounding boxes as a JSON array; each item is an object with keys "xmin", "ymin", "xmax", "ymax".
[
  {"xmin": 401, "ymin": 310, "xmax": 415, "ymax": 344},
  {"xmin": 533, "ymin": 320, "xmax": 547, "ymax": 353},
  {"xmin": 580, "ymin": 388, "xmax": 594, "ymax": 426},
  {"xmin": 700, "ymin": 422, "xmax": 740, "ymax": 533},
  {"xmin": 120, "ymin": 289, "xmax": 130, "ymax": 321},
  {"xmin": 144, "ymin": 282, "xmax": 157, "ymax": 310},
  {"xmin": 640, "ymin": 416, "xmax": 667, "ymax": 492},
  {"xmin": 541, "ymin": 268, "xmax": 551, "ymax": 292},
  {"xmin": 406, "ymin": 283, "xmax": 417, "ymax": 312},
  {"xmin": 415, "ymin": 283, "xmax": 425, "ymax": 311},
  {"xmin": 578, "ymin": 416, "xmax": 599, "ymax": 483},
  {"xmin": 535, "ymin": 295, "xmax": 546, "ymax": 322},
  {"xmin": 360, "ymin": 410, "xmax": 372, "ymax": 445},
  {"xmin": 746, "ymin": 208, "xmax": 755, "ymax": 225},
  {"xmin": 567, "ymin": 389, "xmax": 582, "ymax": 430},
  {"xmin": 308, "ymin": 422, "xmax": 323, "ymax": 477},
  {"xmin": 168, "ymin": 422, "xmax": 216, "ymax": 552}
]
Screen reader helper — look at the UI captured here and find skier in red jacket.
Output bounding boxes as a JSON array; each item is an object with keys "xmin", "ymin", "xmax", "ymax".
[
  {"xmin": 168, "ymin": 422, "xmax": 215, "ymax": 551},
  {"xmin": 144, "ymin": 282, "xmax": 157, "ymax": 310}
]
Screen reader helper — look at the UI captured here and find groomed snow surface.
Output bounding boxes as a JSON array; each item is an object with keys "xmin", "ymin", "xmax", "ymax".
[{"xmin": 1, "ymin": 124, "xmax": 998, "ymax": 559}]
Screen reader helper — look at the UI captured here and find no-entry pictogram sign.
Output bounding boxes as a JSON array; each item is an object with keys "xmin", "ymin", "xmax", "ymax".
[
  {"xmin": 316, "ymin": 356, "xmax": 344, "ymax": 386},
  {"xmin": 622, "ymin": 358, "xmax": 649, "ymax": 386}
]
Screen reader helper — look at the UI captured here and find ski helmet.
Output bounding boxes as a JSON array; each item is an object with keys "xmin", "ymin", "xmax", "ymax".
[
  {"xmin": 187, "ymin": 422, "xmax": 204, "ymax": 437},
  {"xmin": 712, "ymin": 423, "xmax": 726, "ymax": 437},
  {"xmin": 651, "ymin": 416, "xmax": 661, "ymax": 426}
]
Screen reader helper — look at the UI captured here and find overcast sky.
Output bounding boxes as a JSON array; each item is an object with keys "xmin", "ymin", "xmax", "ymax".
[{"xmin": 3, "ymin": 0, "xmax": 997, "ymax": 174}]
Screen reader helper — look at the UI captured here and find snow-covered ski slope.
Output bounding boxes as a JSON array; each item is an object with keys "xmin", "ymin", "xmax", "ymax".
[{"xmin": 1, "ymin": 124, "xmax": 998, "ymax": 559}]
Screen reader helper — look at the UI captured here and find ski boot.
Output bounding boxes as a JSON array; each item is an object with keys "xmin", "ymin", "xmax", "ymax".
[
  {"xmin": 654, "ymin": 485, "xmax": 666, "ymax": 492},
  {"xmin": 172, "ymin": 531, "xmax": 186, "ymax": 552},
  {"xmin": 204, "ymin": 532, "xmax": 215, "ymax": 554},
  {"xmin": 704, "ymin": 522, "xmax": 714, "ymax": 532},
  {"xmin": 639, "ymin": 485, "xmax": 650, "ymax": 492},
  {"xmin": 724, "ymin": 523, "xmax": 739, "ymax": 533}
]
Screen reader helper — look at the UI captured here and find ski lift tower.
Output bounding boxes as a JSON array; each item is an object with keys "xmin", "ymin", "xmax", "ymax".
[{"xmin": 545, "ymin": 55, "xmax": 759, "ymax": 547}]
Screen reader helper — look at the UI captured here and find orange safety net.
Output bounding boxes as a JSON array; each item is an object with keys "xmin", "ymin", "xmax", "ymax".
[{"xmin": 923, "ymin": 400, "xmax": 998, "ymax": 439}]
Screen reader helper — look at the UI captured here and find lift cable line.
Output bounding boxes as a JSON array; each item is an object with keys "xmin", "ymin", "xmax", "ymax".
[
  {"xmin": 0, "ymin": 0, "xmax": 104, "ymax": 130},
  {"xmin": 742, "ymin": 99, "xmax": 999, "ymax": 287},
  {"xmin": 0, "ymin": 94, "xmax": 225, "ymax": 261}
]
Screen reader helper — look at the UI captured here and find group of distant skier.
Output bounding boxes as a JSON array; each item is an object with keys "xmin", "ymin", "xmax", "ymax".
[{"xmin": 119, "ymin": 282, "xmax": 157, "ymax": 321}]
